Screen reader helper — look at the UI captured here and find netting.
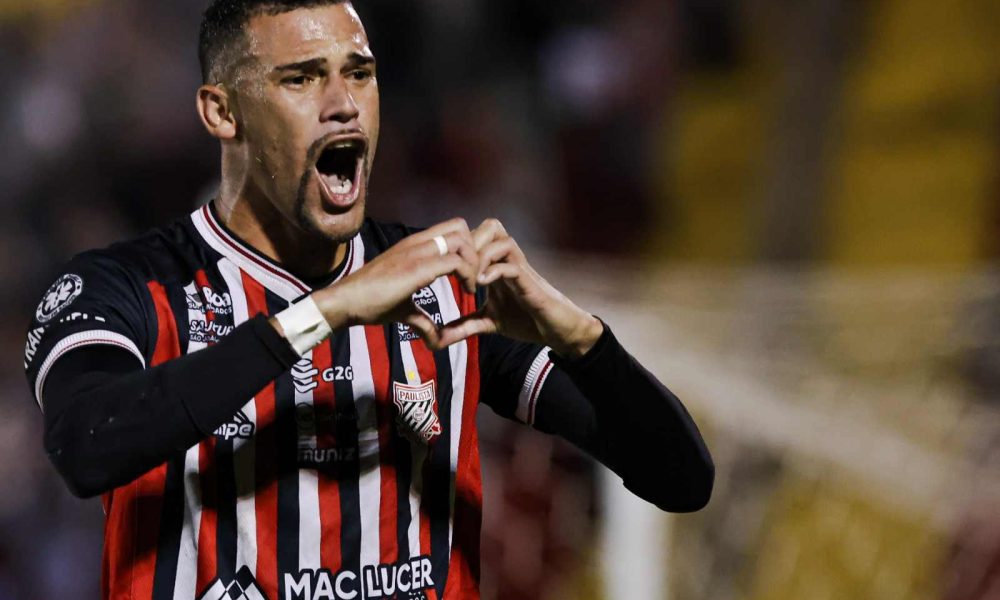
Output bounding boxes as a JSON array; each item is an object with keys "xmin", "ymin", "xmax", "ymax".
[{"xmin": 481, "ymin": 258, "xmax": 1000, "ymax": 600}]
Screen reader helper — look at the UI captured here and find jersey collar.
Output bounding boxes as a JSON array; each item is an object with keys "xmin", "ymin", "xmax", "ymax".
[{"xmin": 190, "ymin": 203, "xmax": 364, "ymax": 302}]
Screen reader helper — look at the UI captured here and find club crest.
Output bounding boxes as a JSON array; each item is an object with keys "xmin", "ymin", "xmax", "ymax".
[
  {"xmin": 36, "ymin": 274, "xmax": 83, "ymax": 323},
  {"xmin": 392, "ymin": 380, "xmax": 441, "ymax": 443}
]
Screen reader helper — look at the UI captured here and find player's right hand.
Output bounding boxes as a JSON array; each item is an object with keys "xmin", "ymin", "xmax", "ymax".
[{"xmin": 311, "ymin": 218, "xmax": 479, "ymax": 349}]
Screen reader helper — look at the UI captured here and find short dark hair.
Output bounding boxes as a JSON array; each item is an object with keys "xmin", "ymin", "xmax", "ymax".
[{"xmin": 198, "ymin": 0, "xmax": 348, "ymax": 83}]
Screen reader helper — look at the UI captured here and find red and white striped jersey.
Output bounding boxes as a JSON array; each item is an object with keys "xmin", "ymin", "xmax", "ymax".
[{"xmin": 24, "ymin": 204, "xmax": 556, "ymax": 600}]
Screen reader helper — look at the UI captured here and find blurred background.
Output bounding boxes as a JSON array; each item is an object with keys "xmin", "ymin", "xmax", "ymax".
[{"xmin": 1, "ymin": 0, "xmax": 999, "ymax": 598}]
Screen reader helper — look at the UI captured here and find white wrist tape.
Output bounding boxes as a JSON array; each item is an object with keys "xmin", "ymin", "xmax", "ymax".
[{"xmin": 275, "ymin": 295, "xmax": 333, "ymax": 356}]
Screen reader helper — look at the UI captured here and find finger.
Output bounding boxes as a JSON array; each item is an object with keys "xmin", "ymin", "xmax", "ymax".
[
  {"xmin": 409, "ymin": 231, "xmax": 478, "ymax": 273},
  {"xmin": 401, "ymin": 218, "xmax": 473, "ymax": 249},
  {"xmin": 448, "ymin": 235, "xmax": 481, "ymax": 294},
  {"xmin": 433, "ymin": 231, "xmax": 477, "ymax": 261},
  {"xmin": 397, "ymin": 232, "xmax": 479, "ymax": 294},
  {"xmin": 477, "ymin": 237, "xmax": 523, "ymax": 277},
  {"xmin": 402, "ymin": 308, "xmax": 444, "ymax": 350},
  {"xmin": 415, "ymin": 253, "xmax": 478, "ymax": 297},
  {"xmin": 471, "ymin": 218, "xmax": 508, "ymax": 252},
  {"xmin": 435, "ymin": 312, "xmax": 499, "ymax": 347},
  {"xmin": 478, "ymin": 262, "xmax": 524, "ymax": 288}
]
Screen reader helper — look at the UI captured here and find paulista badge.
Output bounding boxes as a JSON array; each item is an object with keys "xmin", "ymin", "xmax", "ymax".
[{"xmin": 392, "ymin": 380, "xmax": 441, "ymax": 443}]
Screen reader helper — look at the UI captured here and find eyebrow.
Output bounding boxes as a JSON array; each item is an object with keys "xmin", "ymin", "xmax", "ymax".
[
  {"xmin": 345, "ymin": 52, "xmax": 376, "ymax": 68},
  {"xmin": 273, "ymin": 57, "xmax": 327, "ymax": 73},
  {"xmin": 272, "ymin": 52, "xmax": 376, "ymax": 74}
]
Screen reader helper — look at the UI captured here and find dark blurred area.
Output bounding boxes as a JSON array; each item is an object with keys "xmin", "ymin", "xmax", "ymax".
[{"xmin": 1, "ymin": 0, "xmax": 998, "ymax": 598}]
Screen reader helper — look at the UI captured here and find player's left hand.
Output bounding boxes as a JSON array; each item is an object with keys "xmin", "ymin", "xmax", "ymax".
[{"xmin": 436, "ymin": 219, "xmax": 604, "ymax": 358}]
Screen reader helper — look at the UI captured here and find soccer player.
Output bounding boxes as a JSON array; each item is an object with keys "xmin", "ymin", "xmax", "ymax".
[{"xmin": 23, "ymin": 1, "xmax": 713, "ymax": 599}]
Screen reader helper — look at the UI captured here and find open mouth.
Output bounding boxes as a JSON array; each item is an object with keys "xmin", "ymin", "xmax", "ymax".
[{"xmin": 315, "ymin": 137, "xmax": 365, "ymax": 207}]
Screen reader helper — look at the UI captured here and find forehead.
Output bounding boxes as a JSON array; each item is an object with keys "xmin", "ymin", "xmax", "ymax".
[{"xmin": 245, "ymin": 4, "xmax": 371, "ymax": 64}]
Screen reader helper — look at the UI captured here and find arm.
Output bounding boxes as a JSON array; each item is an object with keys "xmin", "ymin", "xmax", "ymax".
[
  {"xmin": 481, "ymin": 327, "xmax": 714, "ymax": 512},
  {"xmin": 34, "ymin": 219, "xmax": 482, "ymax": 498},
  {"xmin": 41, "ymin": 316, "xmax": 297, "ymax": 498},
  {"xmin": 543, "ymin": 327, "xmax": 713, "ymax": 512},
  {"xmin": 462, "ymin": 219, "xmax": 714, "ymax": 511}
]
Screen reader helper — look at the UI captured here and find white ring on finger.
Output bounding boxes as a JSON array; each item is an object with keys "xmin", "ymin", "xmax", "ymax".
[{"xmin": 433, "ymin": 235, "xmax": 448, "ymax": 256}]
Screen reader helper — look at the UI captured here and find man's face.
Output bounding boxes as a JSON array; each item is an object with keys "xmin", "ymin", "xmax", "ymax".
[{"xmin": 233, "ymin": 3, "xmax": 378, "ymax": 243}]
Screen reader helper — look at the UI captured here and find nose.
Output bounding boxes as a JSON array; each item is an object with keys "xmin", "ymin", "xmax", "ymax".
[{"xmin": 320, "ymin": 74, "xmax": 360, "ymax": 124}]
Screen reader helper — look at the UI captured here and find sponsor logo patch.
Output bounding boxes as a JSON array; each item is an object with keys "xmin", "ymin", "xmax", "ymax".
[
  {"xmin": 411, "ymin": 286, "xmax": 436, "ymax": 307},
  {"xmin": 392, "ymin": 380, "xmax": 441, "ymax": 443},
  {"xmin": 186, "ymin": 283, "xmax": 234, "ymax": 343},
  {"xmin": 396, "ymin": 287, "xmax": 444, "ymax": 342},
  {"xmin": 285, "ymin": 555, "xmax": 434, "ymax": 600},
  {"xmin": 214, "ymin": 410, "xmax": 255, "ymax": 441},
  {"xmin": 189, "ymin": 319, "xmax": 234, "ymax": 344},
  {"xmin": 186, "ymin": 285, "xmax": 233, "ymax": 315},
  {"xmin": 197, "ymin": 566, "xmax": 267, "ymax": 600},
  {"xmin": 295, "ymin": 401, "xmax": 358, "ymax": 467},
  {"xmin": 292, "ymin": 358, "xmax": 355, "ymax": 395},
  {"xmin": 292, "ymin": 358, "xmax": 320, "ymax": 393},
  {"xmin": 36, "ymin": 274, "xmax": 83, "ymax": 323},
  {"xmin": 396, "ymin": 322, "xmax": 420, "ymax": 343}
]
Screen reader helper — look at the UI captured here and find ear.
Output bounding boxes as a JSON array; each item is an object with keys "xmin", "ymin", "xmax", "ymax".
[{"xmin": 196, "ymin": 84, "xmax": 238, "ymax": 140}]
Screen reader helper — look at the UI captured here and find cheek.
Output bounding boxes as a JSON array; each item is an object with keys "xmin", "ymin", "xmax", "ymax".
[
  {"xmin": 246, "ymin": 94, "xmax": 310, "ymax": 144},
  {"xmin": 363, "ymin": 94, "xmax": 380, "ymax": 157}
]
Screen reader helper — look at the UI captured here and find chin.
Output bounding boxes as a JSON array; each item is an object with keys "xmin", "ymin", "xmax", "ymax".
[
  {"xmin": 298, "ymin": 196, "xmax": 366, "ymax": 245},
  {"xmin": 292, "ymin": 160, "xmax": 370, "ymax": 244}
]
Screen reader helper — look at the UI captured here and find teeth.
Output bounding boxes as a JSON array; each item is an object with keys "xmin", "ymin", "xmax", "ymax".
[
  {"xmin": 333, "ymin": 141, "xmax": 357, "ymax": 149},
  {"xmin": 329, "ymin": 175, "xmax": 352, "ymax": 195}
]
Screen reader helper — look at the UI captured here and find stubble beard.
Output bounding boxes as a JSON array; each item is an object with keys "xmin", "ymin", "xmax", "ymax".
[{"xmin": 293, "ymin": 164, "xmax": 369, "ymax": 245}]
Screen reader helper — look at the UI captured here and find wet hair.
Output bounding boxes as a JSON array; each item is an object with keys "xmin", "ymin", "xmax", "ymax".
[{"xmin": 198, "ymin": 0, "xmax": 349, "ymax": 83}]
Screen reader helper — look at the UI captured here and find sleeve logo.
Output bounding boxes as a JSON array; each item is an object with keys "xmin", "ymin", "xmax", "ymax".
[
  {"xmin": 35, "ymin": 274, "xmax": 83, "ymax": 323},
  {"xmin": 23, "ymin": 327, "xmax": 45, "ymax": 368}
]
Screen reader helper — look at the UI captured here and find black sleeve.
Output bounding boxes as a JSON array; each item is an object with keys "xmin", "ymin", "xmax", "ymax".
[
  {"xmin": 40, "ymin": 315, "xmax": 299, "ymax": 498},
  {"xmin": 479, "ymin": 324, "xmax": 714, "ymax": 513}
]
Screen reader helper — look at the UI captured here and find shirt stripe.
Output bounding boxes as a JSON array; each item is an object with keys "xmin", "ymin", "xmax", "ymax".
[
  {"xmin": 199, "ymin": 268, "xmax": 240, "ymax": 586},
  {"xmin": 332, "ymin": 331, "xmax": 362, "ymax": 582},
  {"xmin": 295, "ymin": 348, "xmax": 322, "ymax": 572},
  {"xmin": 313, "ymin": 337, "xmax": 342, "ymax": 572},
  {"xmin": 217, "ymin": 260, "xmax": 258, "ymax": 577},
  {"xmin": 398, "ymin": 339, "xmax": 426, "ymax": 561},
  {"xmin": 365, "ymin": 324, "xmax": 398, "ymax": 566},
  {"xmin": 266, "ymin": 289, "xmax": 299, "ymax": 598},
  {"xmin": 440, "ymin": 276, "xmax": 469, "ymax": 573},
  {"xmin": 349, "ymin": 324, "xmax": 382, "ymax": 572},
  {"xmin": 146, "ymin": 283, "xmax": 185, "ymax": 600},
  {"xmin": 444, "ymin": 286, "xmax": 483, "ymax": 600},
  {"xmin": 242, "ymin": 273, "xmax": 280, "ymax": 600}
]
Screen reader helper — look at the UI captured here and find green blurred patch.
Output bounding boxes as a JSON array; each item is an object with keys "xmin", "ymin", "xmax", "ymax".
[
  {"xmin": 0, "ymin": 0, "xmax": 99, "ymax": 22},
  {"xmin": 746, "ymin": 474, "xmax": 944, "ymax": 600}
]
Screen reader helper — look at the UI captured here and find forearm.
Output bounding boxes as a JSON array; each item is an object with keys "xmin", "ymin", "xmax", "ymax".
[
  {"xmin": 539, "ymin": 325, "xmax": 714, "ymax": 512},
  {"xmin": 42, "ymin": 315, "xmax": 298, "ymax": 498}
]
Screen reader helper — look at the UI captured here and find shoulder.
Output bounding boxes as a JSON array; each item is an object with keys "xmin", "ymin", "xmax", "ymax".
[
  {"xmin": 55, "ymin": 215, "xmax": 206, "ymax": 290},
  {"xmin": 30, "ymin": 215, "xmax": 204, "ymax": 332}
]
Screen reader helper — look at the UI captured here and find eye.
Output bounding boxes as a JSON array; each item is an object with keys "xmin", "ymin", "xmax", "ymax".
[
  {"xmin": 283, "ymin": 74, "xmax": 314, "ymax": 88},
  {"xmin": 349, "ymin": 69, "xmax": 373, "ymax": 82}
]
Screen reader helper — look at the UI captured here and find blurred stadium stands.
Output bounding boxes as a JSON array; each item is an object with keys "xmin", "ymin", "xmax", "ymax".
[{"xmin": 0, "ymin": 0, "xmax": 998, "ymax": 598}]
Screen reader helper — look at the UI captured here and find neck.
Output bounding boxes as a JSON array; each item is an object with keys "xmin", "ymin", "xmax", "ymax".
[{"xmin": 214, "ymin": 160, "xmax": 348, "ymax": 281}]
